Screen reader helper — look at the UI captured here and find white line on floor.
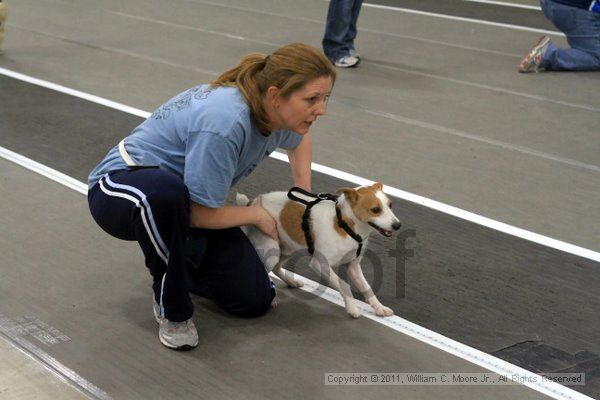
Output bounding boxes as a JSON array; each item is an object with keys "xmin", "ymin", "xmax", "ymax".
[
  {"xmin": 41, "ymin": 0, "xmax": 539, "ymax": 58},
  {"xmin": 361, "ymin": 1, "xmax": 558, "ymax": 35},
  {"xmin": 0, "ymin": 70, "xmax": 596, "ymax": 400},
  {"xmin": 15, "ymin": 6, "xmax": 588, "ymax": 113},
  {"xmin": 0, "ymin": 68, "xmax": 150, "ymax": 120},
  {"xmin": 24, "ymin": 2, "xmax": 583, "ymax": 114},
  {"xmin": 183, "ymin": 0, "xmax": 561, "ymax": 35},
  {"xmin": 276, "ymin": 270, "xmax": 594, "ymax": 400},
  {"xmin": 360, "ymin": 108, "xmax": 600, "ymax": 171},
  {"xmin": 1, "ymin": 66, "xmax": 598, "ymax": 265},
  {"xmin": 0, "ymin": 146, "xmax": 88, "ymax": 195},
  {"xmin": 269, "ymin": 153, "xmax": 600, "ymax": 262},
  {"xmin": 12, "ymin": 24, "xmax": 589, "ymax": 114},
  {"xmin": 462, "ymin": 0, "xmax": 541, "ymax": 10},
  {"xmin": 0, "ymin": 332, "xmax": 113, "ymax": 400},
  {"xmin": 371, "ymin": 63, "xmax": 599, "ymax": 113},
  {"xmin": 0, "ymin": 145, "xmax": 593, "ymax": 400}
]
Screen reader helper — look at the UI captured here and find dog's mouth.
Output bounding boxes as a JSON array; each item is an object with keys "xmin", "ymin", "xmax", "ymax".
[{"xmin": 369, "ymin": 222, "xmax": 393, "ymax": 237}]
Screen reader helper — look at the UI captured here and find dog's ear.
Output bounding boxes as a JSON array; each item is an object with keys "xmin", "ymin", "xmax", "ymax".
[
  {"xmin": 372, "ymin": 182, "xmax": 383, "ymax": 191},
  {"xmin": 336, "ymin": 187, "xmax": 358, "ymax": 204}
]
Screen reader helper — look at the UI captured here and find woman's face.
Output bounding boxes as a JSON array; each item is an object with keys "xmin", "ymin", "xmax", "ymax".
[{"xmin": 270, "ymin": 76, "xmax": 333, "ymax": 135}]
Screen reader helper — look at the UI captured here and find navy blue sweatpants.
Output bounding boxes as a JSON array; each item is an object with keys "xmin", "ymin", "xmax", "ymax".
[{"xmin": 88, "ymin": 168, "xmax": 275, "ymax": 322}]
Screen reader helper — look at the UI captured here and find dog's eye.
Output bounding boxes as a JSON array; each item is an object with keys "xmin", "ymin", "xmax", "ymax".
[{"xmin": 371, "ymin": 207, "xmax": 381, "ymax": 214}]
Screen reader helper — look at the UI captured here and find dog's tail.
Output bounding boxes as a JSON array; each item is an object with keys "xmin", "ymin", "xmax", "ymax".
[{"xmin": 235, "ymin": 192, "xmax": 251, "ymax": 206}]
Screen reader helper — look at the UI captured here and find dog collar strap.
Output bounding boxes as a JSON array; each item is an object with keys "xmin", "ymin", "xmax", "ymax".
[
  {"xmin": 335, "ymin": 205, "xmax": 363, "ymax": 258},
  {"xmin": 287, "ymin": 187, "xmax": 338, "ymax": 205}
]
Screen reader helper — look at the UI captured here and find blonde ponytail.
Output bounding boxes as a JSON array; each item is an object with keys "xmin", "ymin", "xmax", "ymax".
[{"xmin": 211, "ymin": 43, "xmax": 336, "ymax": 135}]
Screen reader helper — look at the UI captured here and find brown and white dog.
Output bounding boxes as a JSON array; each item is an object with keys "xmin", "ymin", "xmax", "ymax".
[{"xmin": 236, "ymin": 182, "xmax": 401, "ymax": 318}]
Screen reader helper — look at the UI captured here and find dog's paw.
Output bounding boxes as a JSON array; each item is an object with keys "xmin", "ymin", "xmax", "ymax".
[
  {"xmin": 286, "ymin": 278, "xmax": 304, "ymax": 288},
  {"xmin": 346, "ymin": 306, "xmax": 361, "ymax": 319},
  {"xmin": 280, "ymin": 272, "xmax": 304, "ymax": 288},
  {"xmin": 374, "ymin": 305, "xmax": 394, "ymax": 317}
]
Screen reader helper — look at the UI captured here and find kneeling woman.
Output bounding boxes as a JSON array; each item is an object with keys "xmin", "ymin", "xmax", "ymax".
[{"xmin": 87, "ymin": 43, "xmax": 335, "ymax": 350}]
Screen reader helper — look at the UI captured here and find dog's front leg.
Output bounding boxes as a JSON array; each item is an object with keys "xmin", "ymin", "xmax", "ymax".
[
  {"xmin": 309, "ymin": 257, "xmax": 360, "ymax": 318},
  {"xmin": 347, "ymin": 259, "xmax": 394, "ymax": 317}
]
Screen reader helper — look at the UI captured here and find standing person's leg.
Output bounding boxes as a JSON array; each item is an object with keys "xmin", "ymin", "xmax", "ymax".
[
  {"xmin": 345, "ymin": 0, "xmax": 364, "ymax": 58},
  {"xmin": 88, "ymin": 168, "xmax": 198, "ymax": 350},
  {"xmin": 185, "ymin": 227, "xmax": 276, "ymax": 318},
  {"xmin": 322, "ymin": 0, "xmax": 359, "ymax": 67},
  {"xmin": 540, "ymin": 0, "xmax": 600, "ymax": 71}
]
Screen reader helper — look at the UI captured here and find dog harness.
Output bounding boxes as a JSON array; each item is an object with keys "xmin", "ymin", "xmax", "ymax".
[{"xmin": 287, "ymin": 187, "xmax": 364, "ymax": 258}]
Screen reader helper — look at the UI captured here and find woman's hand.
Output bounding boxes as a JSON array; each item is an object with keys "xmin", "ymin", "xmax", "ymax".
[
  {"xmin": 252, "ymin": 197, "xmax": 279, "ymax": 242},
  {"xmin": 189, "ymin": 200, "xmax": 278, "ymax": 241}
]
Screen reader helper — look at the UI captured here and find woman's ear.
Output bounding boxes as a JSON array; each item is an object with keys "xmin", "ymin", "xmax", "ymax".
[{"xmin": 266, "ymin": 86, "xmax": 280, "ymax": 106}]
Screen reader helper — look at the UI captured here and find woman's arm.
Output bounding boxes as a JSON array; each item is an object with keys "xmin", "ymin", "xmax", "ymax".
[
  {"xmin": 286, "ymin": 133, "xmax": 312, "ymax": 191},
  {"xmin": 189, "ymin": 201, "xmax": 279, "ymax": 241}
]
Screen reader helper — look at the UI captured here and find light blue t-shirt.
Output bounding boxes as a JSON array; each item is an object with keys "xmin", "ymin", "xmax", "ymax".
[{"xmin": 88, "ymin": 85, "xmax": 303, "ymax": 207}]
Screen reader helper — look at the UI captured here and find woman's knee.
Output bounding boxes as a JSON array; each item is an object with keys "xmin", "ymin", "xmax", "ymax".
[
  {"xmin": 244, "ymin": 287, "xmax": 276, "ymax": 317},
  {"xmin": 219, "ymin": 286, "xmax": 276, "ymax": 318}
]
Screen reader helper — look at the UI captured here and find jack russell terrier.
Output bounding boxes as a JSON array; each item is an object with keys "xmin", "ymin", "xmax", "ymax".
[{"xmin": 236, "ymin": 182, "xmax": 401, "ymax": 318}]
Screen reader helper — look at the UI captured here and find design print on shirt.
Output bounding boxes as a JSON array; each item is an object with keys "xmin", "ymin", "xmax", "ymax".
[{"xmin": 151, "ymin": 86, "xmax": 214, "ymax": 120}]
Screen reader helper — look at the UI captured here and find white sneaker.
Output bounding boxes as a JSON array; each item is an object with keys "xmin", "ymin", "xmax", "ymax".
[
  {"xmin": 349, "ymin": 49, "xmax": 360, "ymax": 60},
  {"xmin": 153, "ymin": 298, "xmax": 198, "ymax": 350},
  {"xmin": 334, "ymin": 55, "xmax": 360, "ymax": 68}
]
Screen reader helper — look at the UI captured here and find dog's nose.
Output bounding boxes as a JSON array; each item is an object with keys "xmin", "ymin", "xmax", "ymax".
[{"xmin": 392, "ymin": 221, "xmax": 402, "ymax": 231}]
